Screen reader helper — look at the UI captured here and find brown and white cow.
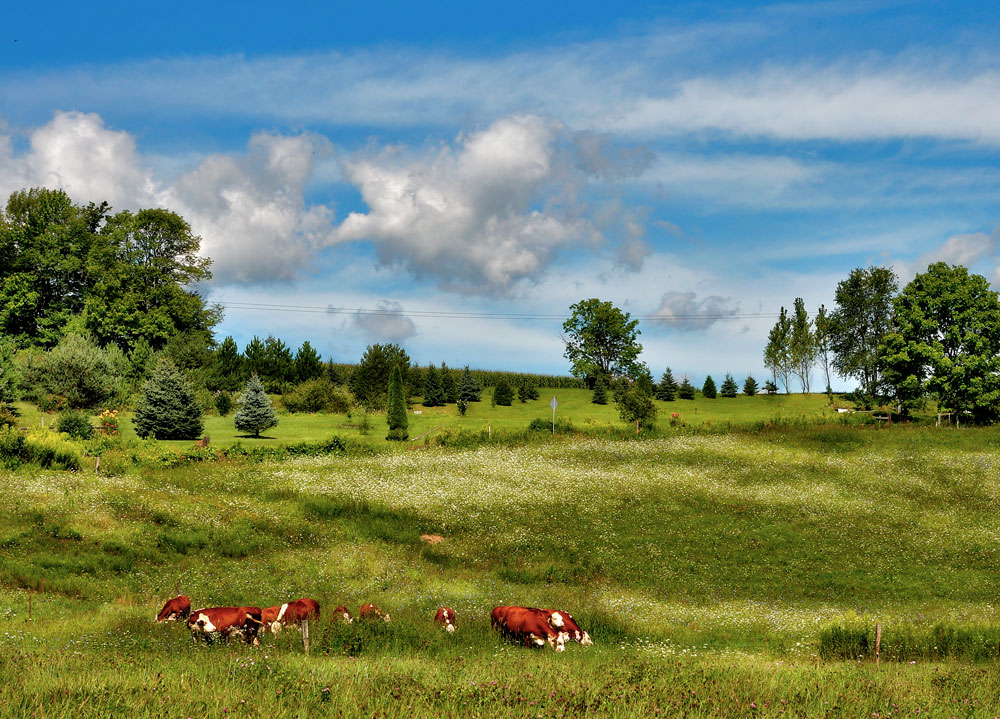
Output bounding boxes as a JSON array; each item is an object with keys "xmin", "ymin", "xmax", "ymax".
[
  {"xmin": 261, "ymin": 598, "xmax": 320, "ymax": 635},
  {"xmin": 187, "ymin": 606, "xmax": 264, "ymax": 646},
  {"xmin": 359, "ymin": 603, "xmax": 390, "ymax": 622},
  {"xmin": 490, "ymin": 606, "xmax": 568, "ymax": 651},
  {"xmin": 156, "ymin": 594, "xmax": 191, "ymax": 623},
  {"xmin": 541, "ymin": 609, "xmax": 592, "ymax": 646},
  {"xmin": 332, "ymin": 605, "xmax": 354, "ymax": 623},
  {"xmin": 434, "ymin": 606, "xmax": 456, "ymax": 633}
]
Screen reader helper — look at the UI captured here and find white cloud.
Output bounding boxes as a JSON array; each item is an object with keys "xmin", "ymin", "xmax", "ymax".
[
  {"xmin": 334, "ymin": 115, "xmax": 603, "ymax": 295},
  {"xmin": 352, "ymin": 300, "xmax": 418, "ymax": 342},
  {"xmin": 650, "ymin": 291, "xmax": 741, "ymax": 331}
]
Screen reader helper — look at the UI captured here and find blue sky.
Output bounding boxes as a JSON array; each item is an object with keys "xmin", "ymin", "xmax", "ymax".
[{"xmin": 2, "ymin": 1, "xmax": 999, "ymax": 387}]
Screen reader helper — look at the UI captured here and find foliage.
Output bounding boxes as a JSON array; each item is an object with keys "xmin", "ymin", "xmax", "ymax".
[
  {"xmin": 260, "ymin": 335, "xmax": 296, "ymax": 393},
  {"xmin": 386, "ymin": 365, "xmax": 409, "ymax": 441},
  {"xmin": 457, "ymin": 399, "xmax": 468, "ymax": 416},
  {"xmin": 294, "ymin": 340, "xmax": 323, "ymax": 382},
  {"xmin": 0, "ymin": 426, "xmax": 81, "ymax": 470},
  {"xmin": 517, "ymin": 379, "xmax": 539, "ymax": 402},
  {"xmin": 881, "ymin": 262, "xmax": 1000, "ymax": 422},
  {"xmin": 422, "ymin": 363, "xmax": 445, "ymax": 407},
  {"xmin": 133, "ymin": 357, "xmax": 204, "ymax": 440},
  {"xmin": 656, "ymin": 367, "xmax": 677, "ymax": 401},
  {"xmin": 562, "ymin": 298, "xmax": 643, "ymax": 382},
  {"xmin": 282, "ymin": 378, "xmax": 350, "ymax": 414},
  {"xmin": 763, "ymin": 379, "xmax": 778, "ymax": 394},
  {"xmin": 701, "ymin": 375, "xmax": 717, "ymax": 399},
  {"xmin": 351, "ymin": 343, "xmax": 411, "ymax": 411},
  {"xmin": 234, "ymin": 373, "xmax": 278, "ymax": 438},
  {"xmin": 614, "ymin": 377, "xmax": 657, "ymax": 433},
  {"xmin": 719, "ymin": 373, "xmax": 738, "ymax": 398},
  {"xmin": 0, "ymin": 336, "xmax": 20, "ymax": 405},
  {"xmin": 458, "ymin": 365, "xmax": 481, "ymax": 402},
  {"xmin": 97, "ymin": 409, "xmax": 120, "ymax": 436},
  {"xmin": 56, "ymin": 409, "xmax": 93, "ymax": 440},
  {"xmin": 677, "ymin": 377, "xmax": 696, "ymax": 399},
  {"xmin": 492, "ymin": 378, "xmax": 514, "ymax": 406},
  {"xmin": 30, "ymin": 332, "xmax": 116, "ymax": 409},
  {"xmin": 591, "ymin": 376, "xmax": 608, "ymax": 404},
  {"xmin": 743, "ymin": 375, "xmax": 758, "ymax": 396},
  {"xmin": 441, "ymin": 362, "xmax": 458, "ymax": 403},
  {"xmin": 763, "ymin": 306, "xmax": 792, "ymax": 393},
  {"xmin": 813, "ymin": 304, "xmax": 833, "ymax": 394},
  {"xmin": 214, "ymin": 390, "xmax": 233, "ymax": 416},
  {"xmin": 208, "ymin": 335, "xmax": 245, "ymax": 392},
  {"xmin": 789, "ymin": 297, "xmax": 815, "ymax": 393},
  {"xmin": 829, "ymin": 266, "xmax": 898, "ymax": 403}
]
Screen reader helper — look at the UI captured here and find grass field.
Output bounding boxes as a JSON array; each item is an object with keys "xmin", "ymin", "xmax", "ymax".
[{"xmin": 2, "ymin": 422, "xmax": 1000, "ymax": 717}]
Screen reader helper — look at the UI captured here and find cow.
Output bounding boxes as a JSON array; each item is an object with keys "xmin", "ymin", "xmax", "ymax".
[
  {"xmin": 187, "ymin": 606, "xmax": 264, "ymax": 646},
  {"xmin": 155, "ymin": 594, "xmax": 191, "ymax": 623},
  {"xmin": 359, "ymin": 603, "xmax": 390, "ymax": 622},
  {"xmin": 332, "ymin": 605, "xmax": 354, "ymax": 623},
  {"xmin": 434, "ymin": 606, "xmax": 456, "ymax": 633},
  {"xmin": 541, "ymin": 609, "xmax": 592, "ymax": 646},
  {"xmin": 261, "ymin": 598, "xmax": 320, "ymax": 635},
  {"xmin": 490, "ymin": 606, "xmax": 568, "ymax": 651}
]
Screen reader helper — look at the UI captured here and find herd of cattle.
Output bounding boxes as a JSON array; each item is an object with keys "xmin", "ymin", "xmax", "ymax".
[{"xmin": 155, "ymin": 595, "xmax": 591, "ymax": 651}]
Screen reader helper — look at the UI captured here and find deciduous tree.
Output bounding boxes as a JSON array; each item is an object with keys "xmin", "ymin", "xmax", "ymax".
[{"xmin": 562, "ymin": 298, "xmax": 643, "ymax": 383}]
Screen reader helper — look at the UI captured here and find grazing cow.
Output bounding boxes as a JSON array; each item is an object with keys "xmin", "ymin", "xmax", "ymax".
[
  {"xmin": 490, "ymin": 606, "xmax": 568, "ymax": 651},
  {"xmin": 359, "ymin": 603, "xmax": 390, "ymax": 622},
  {"xmin": 542, "ymin": 609, "xmax": 592, "ymax": 646},
  {"xmin": 262, "ymin": 598, "xmax": 321, "ymax": 635},
  {"xmin": 434, "ymin": 606, "xmax": 456, "ymax": 633},
  {"xmin": 332, "ymin": 605, "xmax": 354, "ymax": 623},
  {"xmin": 187, "ymin": 606, "xmax": 264, "ymax": 646},
  {"xmin": 156, "ymin": 594, "xmax": 191, "ymax": 623}
]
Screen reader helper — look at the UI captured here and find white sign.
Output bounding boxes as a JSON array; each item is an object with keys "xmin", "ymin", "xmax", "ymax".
[{"xmin": 549, "ymin": 396, "xmax": 558, "ymax": 410}]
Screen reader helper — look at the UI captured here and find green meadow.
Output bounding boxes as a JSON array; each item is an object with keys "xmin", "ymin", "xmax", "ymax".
[{"xmin": 2, "ymin": 396, "xmax": 999, "ymax": 717}]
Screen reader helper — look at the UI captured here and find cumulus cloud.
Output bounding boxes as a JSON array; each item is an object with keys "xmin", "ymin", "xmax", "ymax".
[
  {"xmin": 893, "ymin": 231, "xmax": 997, "ymax": 284},
  {"xmin": 650, "ymin": 291, "xmax": 741, "ymax": 331},
  {"xmin": 334, "ymin": 115, "xmax": 604, "ymax": 295},
  {"xmin": 351, "ymin": 300, "xmax": 417, "ymax": 342}
]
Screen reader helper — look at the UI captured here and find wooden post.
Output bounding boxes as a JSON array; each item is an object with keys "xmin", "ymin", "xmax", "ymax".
[
  {"xmin": 95, "ymin": 456, "xmax": 100, "ymax": 474},
  {"xmin": 28, "ymin": 593, "xmax": 32, "ymax": 621},
  {"xmin": 875, "ymin": 622, "xmax": 882, "ymax": 664},
  {"xmin": 301, "ymin": 619, "xmax": 310, "ymax": 654},
  {"xmin": 488, "ymin": 425, "xmax": 492, "ymax": 438}
]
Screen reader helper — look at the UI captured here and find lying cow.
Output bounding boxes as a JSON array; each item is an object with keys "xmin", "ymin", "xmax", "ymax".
[
  {"xmin": 359, "ymin": 603, "xmax": 390, "ymax": 622},
  {"xmin": 541, "ymin": 609, "xmax": 592, "ymax": 646},
  {"xmin": 332, "ymin": 605, "xmax": 354, "ymax": 623},
  {"xmin": 187, "ymin": 606, "xmax": 264, "ymax": 646},
  {"xmin": 491, "ymin": 606, "xmax": 568, "ymax": 651},
  {"xmin": 261, "ymin": 598, "xmax": 320, "ymax": 635},
  {"xmin": 156, "ymin": 594, "xmax": 191, "ymax": 622},
  {"xmin": 434, "ymin": 606, "xmax": 456, "ymax": 633}
]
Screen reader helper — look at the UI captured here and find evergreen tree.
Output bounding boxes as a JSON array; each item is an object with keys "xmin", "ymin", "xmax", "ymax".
[
  {"xmin": 324, "ymin": 357, "xmax": 343, "ymax": 386},
  {"xmin": 763, "ymin": 379, "xmax": 778, "ymax": 395},
  {"xmin": 351, "ymin": 343, "xmax": 410, "ymax": 411},
  {"xmin": 209, "ymin": 336, "xmax": 245, "ymax": 392},
  {"xmin": 702, "ymin": 375, "xmax": 717, "ymax": 399},
  {"xmin": 743, "ymin": 376, "xmax": 758, "ymax": 396},
  {"xmin": 656, "ymin": 367, "xmax": 677, "ymax": 401},
  {"xmin": 244, "ymin": 336, "xmax": 266, "ymax": 376},
  {"xmin": 458, "ymin": 366, "xmax": 481, "ymax": 402},
  {"xmin": 234, "ymin": 373, "xmax": 278, "ymax": 438},
  {"xmin": 134, "ymin": 357, "xmax": 204, "ymax": 439},
  {"xmin": 294, "ymin": 340, "xmax": 323, "ymax": 382},
  {"xmin": 517, "ymin": 379, "xmax": 539, "ymax": 402},
  {"xmin": 422, "ymin": 363, "xmax": 445, "ymax": 406},
  {"xmin": 441, "ymin": 362, "xmax": 458, "ymax": 403},
  {"xmin": 493, "ymin": 378, "xmax": 514, "ymax": 406},
  {"xmin": 678, "ymin": 377, "xmax": 696, "ymax": 400},
  {"xmin": 386, "ymin": 365, "xmax": 408, "ymax": 441},
  {"xmin": 260, "ymin": 335, "xmax": 295, "ymax": 392},
  {"xmin": 720, "ymin": 373, "xmax": 738, "ymax": 398},
  {"xmin": 128, "ymin": 337, "xmax": 155, "ymax": 384},
  {"xmin": 591, "ymin": 376, "xmax": 608, "ymax": 404}
]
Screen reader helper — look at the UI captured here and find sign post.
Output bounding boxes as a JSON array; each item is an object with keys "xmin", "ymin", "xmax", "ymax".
[{"xmin": 549, "ymin": 396, "xmax": 558, "ymax": 435}]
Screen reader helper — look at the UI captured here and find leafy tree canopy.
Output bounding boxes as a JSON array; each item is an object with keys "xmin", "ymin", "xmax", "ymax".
[{"xmin": 562, "ymin": 298, "xmax": 643, "ymax": 382}]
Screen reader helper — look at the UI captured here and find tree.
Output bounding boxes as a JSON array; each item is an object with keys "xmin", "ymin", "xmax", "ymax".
[
  {"xmin": 655, "ymin": 368, "xmax": 677, "ymax": 401},
  {"xmin": 243, "ymin": 336, "xmax": 266, "ymax": 377},
  {"xmin": 234, "ymin": 373, "xmax": 278, "ymax": 438},
  {"xmin": 294, "ymin": 341, "xmax": 323, "ymax": 383},
  {"xmin": 493, "ymin": 378, "xmax": 514, "ymax": 406},
  {"xmin": 702, "ymin": 375, "xmax": 717, "ymax": 399},
  {"xmin": 0, "ymin": 336, "xmax": 21, "ymax": 406},
  {"xmin": 209, "ymin": 336, "xmax": 245, "ymax": 392},
  {"xmin": 32, "ymin": 332, "xmax": 115, "ymax": 409},
  {"xmin": 829, "ymin": 266, "xmax": 898, "ymax": 403},
  {"xmin": 743, "ymin": 376, "xmax": 758, "ymax": 396},
  {"xmin": 763, "ymin": 380, "xmax": 778, "ymax": 395},
  {"xmin": 458, "ymin": 366, "xmax": 481, "ymax": 403},
  {"xmin": 614, "ymin": 378, "xmax": 657, "ymax": 435},
  {"xmin": 764, "ymin": 307, "xmax": 793, "ymax": 393},
  {"xmin": 591, "ymin": 376, "xmax": 608, "ymax": 404},
  {"xmin": 562, "ymin": 299, "xmax": 643, "ymax": 383},
  {"xmin": 677, "ymin": 377, "xmax": 696, "ymax": 400},
  {"xmin": 518, "ymin": 379, "xmax": 539, "ymax": 402},
  {"xmin": 351, "ymin": 343, "xmax": 411, "ymax": 411},
  {"xmin": 719, "ymin": 373, "xmax": 738, "ymax": 398},
  {"xmin": 789, "ymin": 297, "xmax": 816, "ymax": 393},
  {"xmin": 422, "ymin": 363, "xmax": 445, "ymax": 407},
  {"xmin": 386, "ymin": 365, "xmax": 409, "ymax": 441},
  {"xmin": 133, "ymin": 357, "xmax": 204, "ymax": 439},
  {"xmin": 813, "ymin": 304, "xmax": 833, "ymax": 395},
  {"xmin": 441, "ymin": 363, "xmax": 458, "ymax": 404},
  {"xmin": 260, "ymin": 336, "xmax": 295, "ymax": 393},
  {"xmin": 881, "ymin": 263, "xmax": 1000, "ymax": 423}
]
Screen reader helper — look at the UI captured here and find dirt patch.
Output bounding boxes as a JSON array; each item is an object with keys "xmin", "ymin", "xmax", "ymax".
[{"xmin": 420, "ymin": 534, "xmax": 444, "ymax": 544}]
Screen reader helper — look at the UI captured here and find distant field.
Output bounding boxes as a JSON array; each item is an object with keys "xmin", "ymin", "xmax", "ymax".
[{"xmin": 1, "ymin": 425, "xmax": 999, "ymax": 717}]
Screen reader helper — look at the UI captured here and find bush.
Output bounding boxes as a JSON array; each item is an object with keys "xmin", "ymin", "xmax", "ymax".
[
  {"xmin": 528, "ymin": 417, "xmax": 574, "ymax": 433},
  {"xmin": 283, "ymin": 378, "xmax": 340, "ymax": 413},
  {"xmin": 0, "ymin": 425, "xmax": 27, "ymax": 468},
  {"xmin": 0, "ymin": 404, "xmax": 18, "ymax": 429},
  {"xmin": 57, "ymin": 410, "xmax": 94, "ymax": 440},
  {"xmin": 215, "ymin": 390, "xmax": 233, "ymax": 416},
  {"xmin": 386, "ymin": 365, "xmax": 408, "ymax": 441}
]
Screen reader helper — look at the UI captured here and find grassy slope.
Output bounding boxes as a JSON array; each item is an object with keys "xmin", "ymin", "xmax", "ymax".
[{"xmin": 2, "ymin": 425, "xmax": 1000, "ymax": 716}]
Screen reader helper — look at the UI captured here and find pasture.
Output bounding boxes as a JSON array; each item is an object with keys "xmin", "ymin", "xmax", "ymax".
[{"xmin": 2, "ymin": 425, "xmax": 1000, "ymax": 717}]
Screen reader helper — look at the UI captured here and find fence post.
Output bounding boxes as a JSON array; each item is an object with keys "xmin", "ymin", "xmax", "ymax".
[
  {"xmin": 301, "ymin": 619, "xmax": 310, "ymax": 654},
  {"xmin": 875, "ymin": 622, "xmax": 882, "ymax": 664}
]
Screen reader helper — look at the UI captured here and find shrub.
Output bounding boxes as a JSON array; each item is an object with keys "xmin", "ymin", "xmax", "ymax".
[
  {"xmin": 0, "ymin": 425, "xmax": 27, "ymax": 468},
  {"xmin": 386, "ymin": 365, "xmax": 408, "ymax": 441},
  {"xmin": 0, "ymin": 404, "xmax": 18, "ymax": 429},
  {"xmin": 134, "ymin": 358, "xmax": 205, "ymax": 440},
  {"xmin": 57, "ymin": 410, "xmax": 94, "ymax": 440},
  {"xmin": 215, "ymin": 390, "xmax": 233, "ymax": 416},
  {"xmin": 283, "ymin": 378, "xmax": 346, "ymax": 413},
  {"xmin": 33, "ymin": 333, "xmax": 116, "ymax": 409},
  {"xmin": 235, "ymin": 373, "xmax": 278, "ymax": 438},
  {"xmin": 457, "ymin": 399, "xmax": 468, "ymax": 416}
]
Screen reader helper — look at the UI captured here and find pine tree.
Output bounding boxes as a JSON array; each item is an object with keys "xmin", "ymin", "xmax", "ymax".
[
  {"xmin": 386, "ymin": 365, "xmax": 408, "ymax": 441},
  {"xmin": 763, "ymin": 379, "xmax": 778, "ymax": 395},
  {"xmin": 134, "ymin": 357, "xmax": 204, "ymax": 440},
  {"xmin": 422, "ymin": 364, "xmax": 444, "ymax": 406},
  {"xmin": 656, "ymin": 367, "xmax": 677, "ymax": 401},
  {"xmin": 294, "ymin": 340, "xmax": 323, "ymax": 382},
  {"xmin": 493, "ymin": 378, "xmax": 514, "ymax": 406},
  {"xmin": 209, "ymin": 336, "xmax": 245, "ymax": 392},
  {"xmin": 678, "ymin": 377, "xmax": 696, "ymax": 400},
  {"xmin": 702, "ymin": 375, "xmax": 717, "ymax": 399},
  {"xmin": 459, "ymin": 366, "xmax": 481, "ymax": 402},
  {"xmin": 591, "ymin": 376, "xmax": 608, "ymax": 404},
  {"xmin": 441, "ymin": 363, "xmax": 458, "ymax": 403},
  {"xmin": 720, "ymin": 373, "xmax": 738, "ymax": 398},
  {"xmin": 234, "ymin": 373, "xmax": 278, "ymax": 438},
  {"xmin": 743, "ymin": 376, "xmax": 758, "ymax": 396}
]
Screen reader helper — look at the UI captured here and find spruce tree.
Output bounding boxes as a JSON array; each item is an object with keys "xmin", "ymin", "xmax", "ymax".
[
  {"xmin": 422, "ymin": 364, "xmax": 444, "ymax": 406},
  {"xmin": 134, "ymin": 357, "xmax": 204, "ymax": 439},
  {"xmin": 720, "ymin": 373, "xmax": 739, "ymax": 398},
  {"xmin": 493, "ymin": 378, "xmax": 514, "ymax": 406},
  {"xmin": 459, "ymin": 366, "xmax": 481, "ymax": 402},
  {"xmin": 656, "ymin": 367, "xmax": 677, "ymax": 401},
  {"xmin": 441, "ymin": 362, "xmax": 458, "ymax": 403},
  {"xmin": 702, "ymin": 375, "xmax": 717, "ymax": 399},
  {"xmin": 234, "ymin": 373, "xmax": 278, "ymax": 438},
  {"xmin": 591, "ymin": 376, "xmax": 608, "ymax": 404},
  {"xmin": 386, "ymin": 365, "xmax": 408, "ymax": 441},
  {"xmin": 678, "ymin": 377, "xmax": 696, "ymax": 400},
  {"xmin": 743, "ymin": 376, "xmax": 758, "ymax": 396}
]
